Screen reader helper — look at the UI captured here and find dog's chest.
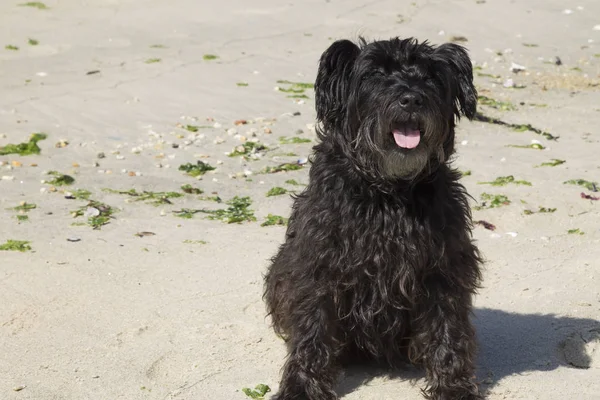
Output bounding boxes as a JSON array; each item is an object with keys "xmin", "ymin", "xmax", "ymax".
[
  {"xmin": 330, "ymin": 197, "xmax": 447, "ymax": 306},
  {"xmin": 328, "ymin": 202, "xmax": 447, "ymax": 345},
  {"xmin": 341, "ymin": 199, "xmax": 443, "ymax": 268}
]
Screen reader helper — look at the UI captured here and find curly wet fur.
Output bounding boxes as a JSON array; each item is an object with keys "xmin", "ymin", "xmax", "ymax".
[{"xmin": 264, "ymin": 36, "xmax": 484, "ymax": 400}]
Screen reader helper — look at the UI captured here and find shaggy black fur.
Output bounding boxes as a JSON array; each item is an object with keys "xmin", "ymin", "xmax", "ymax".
[{"xmin": 263, "ymin": 36, "xmax": 484, "ymax": 400}]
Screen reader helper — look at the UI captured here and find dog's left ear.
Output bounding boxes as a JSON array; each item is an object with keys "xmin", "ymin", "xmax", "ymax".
[
  {"xmin": 315, "ymin": 39, "xmax": 361, "ymax": 128},
  {"xmin": 433, "ymin": 43, "xmax": 477, "ymax": 120}
]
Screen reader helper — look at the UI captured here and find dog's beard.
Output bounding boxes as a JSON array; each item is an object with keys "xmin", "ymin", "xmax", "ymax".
[
  {"xmin": 381, "ymin": 116, "xmax": 447, "ymax": 180},
  {"xmin": 352, "ymin": 106, "xmax": 448, "ymax": 181}
]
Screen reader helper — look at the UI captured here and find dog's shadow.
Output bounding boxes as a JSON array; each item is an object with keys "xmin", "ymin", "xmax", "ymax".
[{"xmin": 336, "ymin": 308, "xmax": 600, "ymax": 397}]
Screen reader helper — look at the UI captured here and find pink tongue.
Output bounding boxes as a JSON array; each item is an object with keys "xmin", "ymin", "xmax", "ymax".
[{"xmin": 393, "ymin": 129, "xmax": 421, "ymax": 149}]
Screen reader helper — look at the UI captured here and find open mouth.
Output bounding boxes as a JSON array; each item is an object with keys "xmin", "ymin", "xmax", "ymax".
[{"xmin": 391, "ymin": 122, "xmax": 421, "ymax": 149}]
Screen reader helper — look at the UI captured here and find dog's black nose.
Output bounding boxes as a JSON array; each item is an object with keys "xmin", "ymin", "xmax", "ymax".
[{"xmin": 399, "ymin": 92, "xmax": 423, "ymax": 110}]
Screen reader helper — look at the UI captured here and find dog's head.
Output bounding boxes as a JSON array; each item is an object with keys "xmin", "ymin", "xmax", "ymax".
[{"xmin": 315, "ymin": 37, "xmax": 477, "ymax": 181}]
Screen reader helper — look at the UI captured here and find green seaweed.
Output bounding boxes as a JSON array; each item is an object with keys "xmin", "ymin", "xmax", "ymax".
[
  {"xmin": 203, "ymin": 54, "xmax": 218, "ymax": 60},
  {"xmin": 103, "ymin": 188, "xmax": 183, "ymax": 206},
  {"xmin": 285, "ymin": 179, "xmax": 302, "ymax": 186},
  {"xmin": 181, "ymin": 184, "xmax": 203, "ymax": 194},
  {"xmin": 46, "ymin": 171, "xmax": 75, "ymax": 186},
  {"xmin": 178, "ymin": 161, "xmax": 216, "ymax": 177},
  {"xmin": 506, "ymin": 143, "xmax": 545, "ymax": 150},
  {"xmin": 536, "ymin": 159, "xmax": 565, "ymax": 167},
  {"xmin": 181, "ymin": 124, "xmax": 212, "ymax": 132},
  {"xmin": 278, "ymin": 87, "xmax": 306, "ymax": 94},
  {"xmin": 173, "ymin": 196, "xmax": 256, "ymax": 224},
  {"xmin": 266, "ymin": 187, "xmax": 288, "ymax": 197},
  {"xmin": 262, "ymin": 163, "xmax": 303, "ymax": 174},
  {"xmin": 564, "ymin": 179, "xmax": 598, "ymax": 192},
  {"xmin": 0, "ymin": 240, "xmax": 32, "ymax": 252},
  {"xmin": 567, "ymin": 228, "xmax": 584, "ymax": 235},
  {"xmin": 67, "ymin": 189, "xmax": 92, "ymax": 200},
  {"xmin": 261, "ymin": 214, "xmax": 288, "ymax": 227},
  {"xmin": 205, "ymin": 196, "xmax": 256, "ymax": 223},
  {"xmin": 11, "ymin": 203, "xmax": 35, "ymax": 222},
  {"xmin": 19, "ymin": 2, "xmax": 48, "ymax": 9},
  {"xmin": 0, "ymin": 132, "xmax": 47, "ymax": 155},
  {"xmin": 460, "ymin": 170, "xmax": 472, "ymax": 177},
  {"xmin": 473, "ymin": 113, "xmax": 558, "ymax": 140},
  {"xmin": 12, "ymin": 202, "xmax": 36, "ymax": 212},
  {"xmin": 28, "ymin": 38, "xmax": 39, "ymax": 45},
  {"xmin": 228, "ymin": 141, "xmax": 269, "ymax": 158},
  {"xmin": 242, "ymin": 384, "xmax": 271, "ymax": 399},
  {"xmin": 183, "ymin": 124, "xmax": 199, "ymax": 132},
  {"xmin": 474, "ymin": 193, "xmax": 511, "ymax": 210},
  {"xmin": 478, "ymin": 175, "xmax": 532, "ymax": 187},
  {"xmin": 478, "ymin": 95, "xmax": 516, "ymax": 111},
  {"xmin": 276, "ymin": 80, "xmax": 314, "ymax": 89},
  {"xmin": 279, "ymin": 136, "xmax": 311, "ymax": 144},
  {"xmin": 523, "ymin": 206, "xmax": 556, "ymax": 215},
  {"xmin": 237, "ymin": 82, "xmax": 249, "ymax": 87},
  {"xmin": 145, "ymin": 58, "xmax": 161, "ymax": 64},
  {"xmin": 172, "ymin": 209, "xmax": 197, "ymax": 219},
  {"xmin": 71, "ymin": 200, "xmax": 116, "ymax": 230},
  {"xmin": 5, "ymin": 44, "xmax": 19, "ymax": 51},
  {"xmin": 512, "ymin": 125, "xmax": 529, "ymax": 132},
  {"xmin": 276, "ymin": 80, "xmax": 314, "ymax": 96}
]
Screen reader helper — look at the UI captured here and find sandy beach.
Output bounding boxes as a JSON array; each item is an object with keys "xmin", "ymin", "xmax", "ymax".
[{"xmin": 1, "ymin": 0, "xmax": 599, "ymax": 399}]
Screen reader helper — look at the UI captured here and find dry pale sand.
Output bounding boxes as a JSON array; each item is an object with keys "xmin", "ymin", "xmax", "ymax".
[{"xmin": 1, "ymin": 0, "xmax": 600, "ymax": 399}]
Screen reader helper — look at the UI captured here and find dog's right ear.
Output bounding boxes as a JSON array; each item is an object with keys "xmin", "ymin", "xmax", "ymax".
[
  {"xmin": 315, "ymin": 40, "xmax": 360, "ymax": 128},
  {"xmin": 433, "ymin": 43, "xmax": 477, "ymax": 120}
]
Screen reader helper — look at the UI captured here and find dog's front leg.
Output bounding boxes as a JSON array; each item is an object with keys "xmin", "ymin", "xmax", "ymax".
[
  {"xmin": 272, "ymin": 298, "xmax": 339, "ymax": 400},
  {"xmin": 411, "ymin": 277, "xmax": 482, "ymax": 400}
]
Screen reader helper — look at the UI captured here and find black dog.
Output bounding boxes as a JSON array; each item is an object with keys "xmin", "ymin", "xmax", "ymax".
[{"xmin": 264, "ymin": 37, "xmax": 483, "ymax": 400}]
